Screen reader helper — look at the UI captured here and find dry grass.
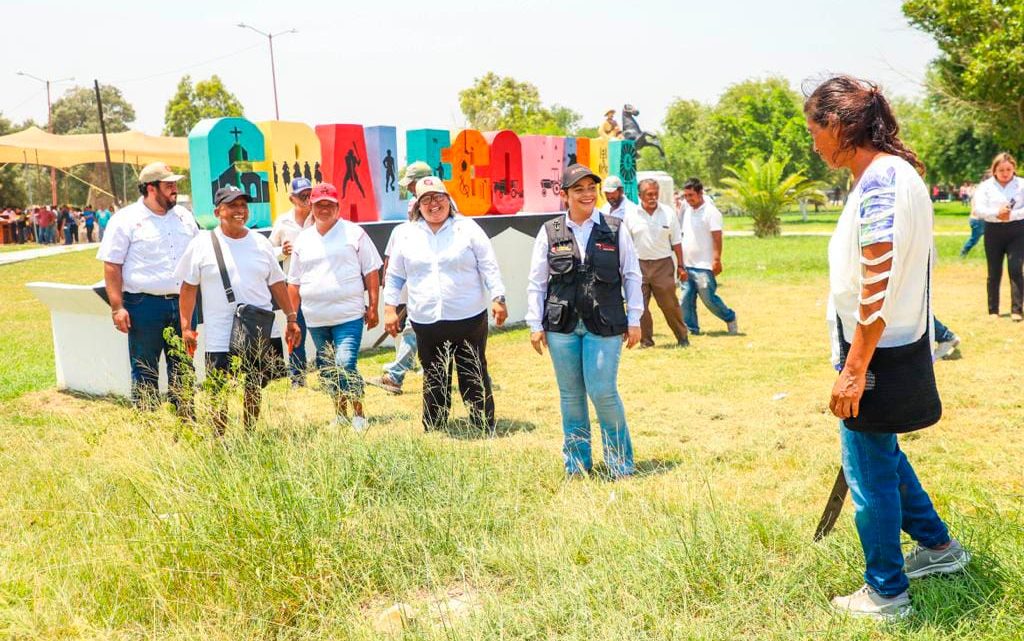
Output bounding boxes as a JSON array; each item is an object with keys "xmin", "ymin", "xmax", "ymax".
[{"xmin": 1, "ymin": 234, "xmax": 1022, "ymax": 639}]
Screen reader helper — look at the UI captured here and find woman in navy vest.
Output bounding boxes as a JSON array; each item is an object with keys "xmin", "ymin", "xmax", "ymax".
[{"xmin": 525, "ymin": 164, "xmax": 644, "ymax": 478}]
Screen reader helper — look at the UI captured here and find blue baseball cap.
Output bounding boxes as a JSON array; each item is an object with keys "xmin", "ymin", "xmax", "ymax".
[{"xmin": 290, "ymin": 177, "xmax": 313, "ymax": 194}]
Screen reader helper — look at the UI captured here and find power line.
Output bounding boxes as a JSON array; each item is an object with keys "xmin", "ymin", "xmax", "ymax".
[
  {"xmin": 1, "ymin": 88, "xmax": 46, "ymax": 119},
  {"xmin": 113, "ymin": 43, "xmax": 264, "ymax": 84}
]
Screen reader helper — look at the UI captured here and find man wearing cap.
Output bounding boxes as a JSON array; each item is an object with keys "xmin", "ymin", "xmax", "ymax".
[
  {"xmin": 372, "ymin": 160, "xmax": 433, "ymax": 394},
  {"xmin": 599, "ymin": 175, "xmax": 639, "ymax": 220},
  {"xmin": 269, "ymin": 176, "xmax": 315, "ymax": 387},
  {"xmin": 625, "ymin": 178, "xmax": 690, "ymax": 348},
  {"xmin": 526, "ymin": 164, "xmax": 643, "ymax": 478},
  {"xmin": 288, "ymin": 183, "xmax": 383, "ymax": 431},
  {"xmin": 97, "ymin": 161, "xmax": 199, "ymax": 416},
  {"xmin": 176, "ymin": 186, "xmax": 301, "ymax": 435}
]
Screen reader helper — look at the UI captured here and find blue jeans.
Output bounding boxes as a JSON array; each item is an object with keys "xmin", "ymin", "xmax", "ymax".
[
  {"xmin": 63, "ymin": 225, "xmax": 74, "ymax": 245},
  {"xmin": 680, "ymin": 267, "xmax": 736, "ymax": 334},
  {"xmin": 383, "ymin": 325, "xmax": 417, "ymax": 385},
  {"xmin": 840, "ymin": 422, "xmax": 950, "ymax": 597},
  {"xmin": 933, "ymin": 317, "xmax": 955, "ymax": 343},
  {"xmin": 288, "ymin": 307, "xmax": 308, "ymax": 384},
  {"xmin": 123, "ymin": 293, "xmax": 195, "ymax": 417},
  {"xmin": 960, "ymin": 218, "xmax": 985, "ymax": 256},
  {"xmin": 546, "ymin": 320, "xmax": 634, "ymax": 477},
  {"xmin": 309, "ymin": 318, "xmax": 364, "ymax": 400}
]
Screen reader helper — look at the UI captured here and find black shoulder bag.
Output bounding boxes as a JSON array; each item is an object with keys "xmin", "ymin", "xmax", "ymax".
[
  {"xmin": 836, "ymin": 256, "xmax": 941, "ymax": 433},
  {"xmin": 210, "ymin": 231, "xmax": 277, "ymax": 359}
]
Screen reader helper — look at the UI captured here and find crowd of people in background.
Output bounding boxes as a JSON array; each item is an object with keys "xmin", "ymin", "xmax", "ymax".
[{"xmin": 0, "ymin": 203, "xmax": 114, "ymax": 245}]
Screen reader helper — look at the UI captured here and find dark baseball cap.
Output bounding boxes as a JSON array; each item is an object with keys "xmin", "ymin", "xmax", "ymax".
[
  {"xmin": 214, "ymin": 185, "xmax": 250, "ymax": 206},
  {"xmin": 562, "ymin": 163, "xmax": 602, "ymax": 190}
]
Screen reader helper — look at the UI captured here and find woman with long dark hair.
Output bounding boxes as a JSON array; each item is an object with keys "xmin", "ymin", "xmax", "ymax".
[
  {"xmin": 805, "ymin": 76, "xmax": 970, "ymax": 619},
  {"xmin": 974, "ymin": 152, "xmax": 1024, "ymax": 319}
]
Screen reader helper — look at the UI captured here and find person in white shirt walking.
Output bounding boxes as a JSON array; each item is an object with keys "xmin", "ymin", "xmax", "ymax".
[
  {"xmin": 526, "ymin": 164, "xmax": 643, "ymax": 478},
  {"xmin": 383, "ymin": 177, "xmax": 507, "ymax": 433},
  {"xmin": 176, "ymin": 186, "xmax": 301, "ymax": 435},
  {"xmin": 269, "ymin": 176, "xmax": 315, "ymax": 386},
  {"xmin": 287, "ymin": 183, "xmax": 383, "ymax": 431},
  {"xmin": 974, "ymin": 152, "xmax": 1024, "ymax": 320},
  {"xmin": 625, "ymin": 178, "xmax": 690, "ymax": 347},
  {"xmin": 372, "ymin": 161, "xmax": 433, "ymax": 394},
  {"xmin": 678, "ymin": 178, "xmax": 738, "ymax": 335},
  {"xmin": 97, "ymin": 162, "xmax": 198, "ymax": 417},
  {"xmin": 599, "ymin": 175, "xmax": 638, "ymax": 220}
]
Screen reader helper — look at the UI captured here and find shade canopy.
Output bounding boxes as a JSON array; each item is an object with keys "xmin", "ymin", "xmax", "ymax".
[{"xmin": 0, "ymin": 126, "xmax": 188, "ymax": 169}]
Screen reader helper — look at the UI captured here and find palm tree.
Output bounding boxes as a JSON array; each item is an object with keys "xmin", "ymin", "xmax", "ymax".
[{"xmin": 719, "ymin": 155, "xmax": 828, "ymax": 238}]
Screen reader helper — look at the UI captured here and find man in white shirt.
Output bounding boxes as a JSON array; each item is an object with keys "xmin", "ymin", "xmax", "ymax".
[
  {"xmin": 678, "ymin": 178, "xmax": 738, "ymax": 335},
  {"xmin": 598, "ymin": 175, "xmax": 638, "ymax": 220},
  {"xmin": 97, "ymin": 161, "xmax": 199, "ymax": 417},
  {"xmin": 176, "ymin": 186, "xmax": 301, "ymax": 435},
  {"xmin": 624, "ymin": 178, "xmax": 690, "ymax": 347},
  {"xmin": 288, "ymin": 182, "xmax": 383, "ymax": 431},
  {"xmin": 268, "ymin": 176, "xmax": 314, "ymax": 387}
]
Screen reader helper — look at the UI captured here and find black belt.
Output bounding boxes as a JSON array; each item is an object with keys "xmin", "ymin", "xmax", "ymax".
[{"xmin": 138, "ymin": 293, "xmax": 179, "ymax": 299}]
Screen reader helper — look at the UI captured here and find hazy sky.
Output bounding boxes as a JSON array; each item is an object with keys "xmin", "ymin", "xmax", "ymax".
[{"xmin": 3, "ymin": 0, "xmax": 939, "ymax": 139}]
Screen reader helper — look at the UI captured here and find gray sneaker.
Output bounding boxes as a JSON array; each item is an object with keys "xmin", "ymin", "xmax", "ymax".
[
  {"xmin": 831, "ymin": 584, "xmax": 912, "ymax": 619},
  {"xmin": 934, "ymin": 335, "xmax": 960, "ymax": 360},
  {"xmin": 727, "ymin": 318, "xmax": 739, "ymax": 335},
  {"xmin": 904, "ymin": 539, "xmax": 971, "ymax": 579}
]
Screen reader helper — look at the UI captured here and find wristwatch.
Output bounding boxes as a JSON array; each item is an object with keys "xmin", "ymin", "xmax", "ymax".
[{"xmin": 492, "ymin": 295, "xmax": 506, "ymax": 304}]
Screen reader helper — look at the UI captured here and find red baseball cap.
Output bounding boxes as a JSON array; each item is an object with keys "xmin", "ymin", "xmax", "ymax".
[{"xmin": 309, "ymin": 183, "xmax": 339, "ymax": 204}]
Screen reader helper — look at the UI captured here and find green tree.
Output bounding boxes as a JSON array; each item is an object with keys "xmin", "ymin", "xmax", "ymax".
[
  {"xmin": 163, "ymin": 75, "xmax": 245, "ymax": 137},
  {"xmin": 459, "ymin": 72, "xmax": 581, "ymax": 135},
  {"xmin": 50, "ymin": 84, "xmax": 135, "ymax": 135},
  {"xmin": 704, "ymin": 77, "xmax": 826, "ymax": 185},
  {"xmin": 719, "ymin": 155, "xmax": 827, "ymax": 238},
  {"xmin": 903, "ymin": 0, "xmax": 1024, "ymax": 146},
  {"xmin": 638, "ymin": 98, "xmax": 710, "ymax": 184}
]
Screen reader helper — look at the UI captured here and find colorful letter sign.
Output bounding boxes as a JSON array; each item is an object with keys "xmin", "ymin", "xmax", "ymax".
[
  {"xmin": 519, "ymin": 135, "xmax": 564, "ymax": 212},
  {"xmin": 485, "ymin": 130, "xmax": 524, "ymax": 215},
  {"xmin": 315, "ymin": 124, "xmax": 378, "ymax": 222},
  {"xmin": 253, "ymin": 121, "xmax": 322, "ymax": 220},
  {"xmin": 188, "ymin": 117, "xmax": 272, "ymax": 229},
  {"xmin": 441, "ymin": 129, "xmax": 491, "ymax": 216},
  {"xmin": 364, "ymin": 125, "xmax": 404, "ymax": 221}
]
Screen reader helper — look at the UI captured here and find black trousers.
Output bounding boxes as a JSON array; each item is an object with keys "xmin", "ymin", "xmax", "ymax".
[
  {"xmin": 411, "ymin": 310, "xmax": 495, "ymax": 432},
  {"xmin": 984, "ymin": 220, "xmax": 1024, "ymax": 315}
]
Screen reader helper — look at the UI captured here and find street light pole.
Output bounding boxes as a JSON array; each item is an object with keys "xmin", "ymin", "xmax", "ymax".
[
  {"xmin": 17, "ymin": 71, "xmax": 74, "ymax": 206},
  {"xmin": 237, "ymin": 23, "xmax": 297, "ymax": 120}
]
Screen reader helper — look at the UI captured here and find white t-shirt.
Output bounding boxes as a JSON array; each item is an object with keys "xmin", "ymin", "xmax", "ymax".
[
  {"xmin": 268, "ymin": 207, "xmax": 314, "ymax": 273},
  {"xmin": 624, "ymin": 202, "xmax": 682, "ymax": 261},
  {"xmin": 680, "ymin": 199, "xmax": 724, "ymax": 270},
  {"xmin": 829, "ymin": 155, "xmax": 932, "ymax": 349},
  {"xmin": 287, "ymin": 219, "xmax": 383, "ymax": 327},
  {"xmin": 174, "ymin": 228, "xmax": 285, "ymax": 353},
  {"xmin": 97, "ymin": 198, "xmax": 199, "ymax": 295}
]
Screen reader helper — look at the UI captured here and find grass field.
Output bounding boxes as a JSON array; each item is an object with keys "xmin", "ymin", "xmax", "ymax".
[
  {"xmin": 1, "ymin": 226, "xmax": 1022, "ymax": 640},
  {"xmin": 722, "ymin": 202, "xmax": 973, "ymax": 234}
]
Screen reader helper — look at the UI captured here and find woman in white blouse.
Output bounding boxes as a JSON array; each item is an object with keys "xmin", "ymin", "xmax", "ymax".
[
  {"xmin": 805, "ymin": 76, "xmax": 970, "ymax": 619},
  {"xmin": 974, "ymin": 153, "xmax": 1024, "ymax": 320},
  {"xmin": 383, "ymin": 177, "xmax": 507, "ymax": 432}
]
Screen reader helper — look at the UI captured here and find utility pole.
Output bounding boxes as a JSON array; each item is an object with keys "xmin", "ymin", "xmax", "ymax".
[
  {"xmin": 237, "ymin": 23, "xmax": 297, "ymax": 120},
  {"xmin": 16, "ymin": 71, "xmax": 74, "ymax": 206}
]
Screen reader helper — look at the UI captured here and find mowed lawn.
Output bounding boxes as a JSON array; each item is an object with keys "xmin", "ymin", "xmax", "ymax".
[{"xmin": 1, "ymin": 226, "xmax": 1022, "ymax": 640}]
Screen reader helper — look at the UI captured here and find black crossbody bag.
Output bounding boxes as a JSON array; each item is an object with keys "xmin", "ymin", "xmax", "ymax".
[
  {"xmin": 210, "ymin": 231, "xmax": 276, "ymax": 358},
  {"xmin": 836, "ymin": 258, "xmax": 941, "ymax": 433}
]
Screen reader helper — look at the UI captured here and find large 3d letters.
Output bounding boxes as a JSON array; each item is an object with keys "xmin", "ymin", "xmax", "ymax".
[
  {"xmin": 441, "ymin": 129, "xmax": 491, "ymax": 216},
  {"xmin": 519, "ymin": 135, "xmax": 564, "ymax": 212},
  {"xmin": 188, "ymin": 117, "xmax": 272, "ymax": 229},
  {"xmin": 608, "ymin": 139, "xmax": 638, "ymax": 203},
  {"xmin": 254, "ymin": 121, "xmax": 322, "ymax": 222},
  {"xmin": 406, "ymin": 129, "xmax": 451, "ymax": 181},
  {"xmin": 364, "ymin": 126, "xmax": 405, "ymax": 221},
  {"xmin": 315, "ymin": 124, "xmax": 378, "ymax": 222},
  {"xmin": 588, "ymin": 137, "xmax": 610, "ymax": 208},
  {"xmin": 484, "ymin": 131, "xmax": 524, "ymax": 215},
  {"xmin": 575, "ymin": 137, "xmax": 591, "ymax": 168}
]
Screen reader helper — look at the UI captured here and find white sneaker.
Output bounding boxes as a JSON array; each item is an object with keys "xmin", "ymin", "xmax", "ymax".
[
  {"xmin": 351, "ymin": 415, "xmax": 369, "ymax": 433},
  {"xmin": 831, "ymin": 584, "xmax": 912, "ymax": 620},
  {"xmin": 934, "ymin": 335, "xmax": 960, "ymax": 360},
  {"xmin": 727, "ymin": 318, "xmax": 739, "ymax": 335},
  {"xmin": 1013, "ymin": 313, "xmax": 1023, "ymax": 322}
]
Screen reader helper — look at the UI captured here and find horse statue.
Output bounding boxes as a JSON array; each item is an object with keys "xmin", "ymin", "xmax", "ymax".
[{"xmin": 621, "ymin": 104, "xmax": 665, "ymax": 158}]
